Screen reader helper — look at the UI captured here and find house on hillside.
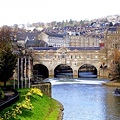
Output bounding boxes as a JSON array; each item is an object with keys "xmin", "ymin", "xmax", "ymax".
[
  {"xmin": 16, "ymin": 32, "xmax": 40, "ymax": 47},
  {"xmin": 25, "ymin": 40, "xmax": 48, "ymax": 48},
  {"xmin": 37, "ymin": 32, "xmax": 69, "ymax": 47}
]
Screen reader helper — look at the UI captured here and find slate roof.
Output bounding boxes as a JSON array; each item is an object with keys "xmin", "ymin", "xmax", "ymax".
[
  {"xmin": 17, "ymin": 32, "xmax": 40, "ymax": 41},
  {"xmin": 113, "ymin": 23, "xmax": 120, "ymax": 27},
  {"xmin": 25, "ymin": 40, "xmax": 48, "ymax": 47},
  {"xmin": 26, "ymin": 40, "xmax": 40, "ymax": 45},
  {"xmin": 45, "ymin": 32, "xmax": 65, "ymax": 38},
  {"xmin": 32, "ymin": 47, "xmax": 100, "ymax": 51},
  {"xmin": 108, "ymin": 27, "xmax": 117, "ymax": 31}
]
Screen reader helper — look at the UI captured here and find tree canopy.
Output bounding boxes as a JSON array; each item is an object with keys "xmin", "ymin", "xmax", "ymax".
[{"xmin": 110, "ymin": 49, "xmax": 120, "ymax": 77}]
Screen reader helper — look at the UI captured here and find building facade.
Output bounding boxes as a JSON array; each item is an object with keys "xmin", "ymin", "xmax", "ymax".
[
  {"xmin": 31, "ymin": 47, "xmax": 108, "ymax": 78},
  {"xmin": 38, "ymin": 32, "xmax": 69, "ymax": 47},
  {"xmin": 69, "ymin": 35, "xmax": 100, "ymax": 47}
]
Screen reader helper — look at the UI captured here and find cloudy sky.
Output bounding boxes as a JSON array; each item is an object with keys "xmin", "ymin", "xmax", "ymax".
[{"xmin": 0, "ymin": 0, "xmax": 120, "ymax": 26}]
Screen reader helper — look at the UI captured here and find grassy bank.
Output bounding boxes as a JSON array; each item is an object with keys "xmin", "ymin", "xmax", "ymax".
[{"xmin": 0, "ymin": 88, "xmax": 63, "ymax": 120}]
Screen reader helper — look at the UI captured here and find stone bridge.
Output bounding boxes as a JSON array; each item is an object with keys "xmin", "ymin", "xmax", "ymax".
[{"xmin": 31, "ymin": 47, "xmax": 109, "ymax": 78}]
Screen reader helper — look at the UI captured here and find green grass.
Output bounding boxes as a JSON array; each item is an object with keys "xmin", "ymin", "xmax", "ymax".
[{"xmin": 0, "ymin": 88, "xmax": 62, "ymax": 120}]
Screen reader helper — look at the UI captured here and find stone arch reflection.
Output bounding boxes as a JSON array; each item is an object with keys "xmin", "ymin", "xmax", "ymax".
[
  {"xmin": 54, "ymin": 64, "xmax": 73, "ymax": 78},
  {"xmin": 78, "ymin": 64, "xmax": 97, "ymax": 78},
  {"xmin": 33, "ymin": 64, "xmax": 49, "ymax": 79}
]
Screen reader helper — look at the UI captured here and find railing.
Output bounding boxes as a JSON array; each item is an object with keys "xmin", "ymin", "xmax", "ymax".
[{"xmin": 0, "ymin": 89, "xmax": 19, "ymax": 111}]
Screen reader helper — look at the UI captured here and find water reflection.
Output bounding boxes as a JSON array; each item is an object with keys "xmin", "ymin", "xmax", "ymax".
[
  {"xmin": 79, "ymin": 71, "xmax": 97, "ymax": 78},
  {"xmin": 50, "ymin": 78, "xmax": 120, "ymax": 120}
]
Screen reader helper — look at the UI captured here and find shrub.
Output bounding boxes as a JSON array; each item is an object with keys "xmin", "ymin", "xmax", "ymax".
[{"xmin": 0, "ymin": 88, "xmax": 4, "ymax": 99}]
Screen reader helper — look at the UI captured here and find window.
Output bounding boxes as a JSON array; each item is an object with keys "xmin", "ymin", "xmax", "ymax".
[
  {"xmin": 62, "ymin": 54, "xmax": 65, "ymax": 58},
  {"xmin": 87, "ymin": 55, "xmax": 89, "ymax": 58},
  {"xmin": 115, "ymin": 44, "xmax": 117, "ymax": 49},
  {"xmin": 113, "ymin": 44, "xmax": 118, "ymax": 49},
  {"xmin": 46, "ymin": 54, "xmax": 49, "ymax": 58}
]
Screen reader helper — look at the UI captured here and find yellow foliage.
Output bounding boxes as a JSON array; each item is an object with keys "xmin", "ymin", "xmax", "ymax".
[{"xmin": 0, "ymin": 88, "xmax": 43, "ymax": 120}]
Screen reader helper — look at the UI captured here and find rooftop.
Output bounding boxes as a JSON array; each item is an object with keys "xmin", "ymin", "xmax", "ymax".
[{"xmin": 32, "ymin": 47, "xmax": 100, "ymax": 51}]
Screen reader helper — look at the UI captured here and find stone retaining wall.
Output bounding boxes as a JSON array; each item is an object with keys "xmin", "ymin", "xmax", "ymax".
[{"xmin": 31, "ymin": 82, "xmax": 51, "ymax": 97}]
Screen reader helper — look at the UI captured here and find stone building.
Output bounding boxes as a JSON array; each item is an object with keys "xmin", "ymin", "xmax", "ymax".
[
  {"xmin": 69, "ymin": 35, "xmax": 100, "ymax": 47},
  {"xmin": 37, "ymin": 32, "xmax": 69, "ymax": 47},
  {"xmin": 104, "ymin": 26, "xmax": 120, "ymax": 74},
  {"xmin": 68, "ymin": 29, "xmax": 105, "ymax": 48}
]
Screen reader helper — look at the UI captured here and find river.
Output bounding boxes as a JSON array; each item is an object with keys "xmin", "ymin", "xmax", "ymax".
[{"xmin": 48, "ymin": 78, "xmax": 120, "ymax": 120}]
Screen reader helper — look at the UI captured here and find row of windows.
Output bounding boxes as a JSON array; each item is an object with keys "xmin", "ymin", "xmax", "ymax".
[
  {"xmin": 44, "ymin": 54, "xmax": 99, "ymax": 59},
  {"xmin": 70, "ymin": 43, "xmax": 99, "ymax": 47},
  {"xmin": 48, "ymin": 44, "xmax": 62, "ymax": 47},
  {"xmin": 48, "ymin": 39, "xmax": 64, "ymax": 43},
  {"xmin": 70, "ymin": 36, "xmax": 100, "ymax": 40},
  {"xmin": 70, "ymin": 36, "xmax": 81, "ymax": 39},
  {"xmin": 70, "ymin": 41, "xmax": 99, "ymax": 45},
  {"xmin": 49, "ymin": 37, "xmax": 63, "ymax": 40},
  {"xmin": 70, "ymin": 39, "xmax": 99, "ymax": 42},
  {"xmin": 112, "ymin": 44, "xmax": 120, "ymax": 49},
  {"xmin": 108, "ymin": 31, "xmax": 120, "ymax": 34},
  {"xmin": 108, "ymin": 36, "xmax": 120, "ymax": 40}
]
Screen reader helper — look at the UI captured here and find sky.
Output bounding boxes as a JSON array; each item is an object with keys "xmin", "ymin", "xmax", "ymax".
[{"xmin": 0, "ymin": 0, "xmax": 120, "ymax": 26}]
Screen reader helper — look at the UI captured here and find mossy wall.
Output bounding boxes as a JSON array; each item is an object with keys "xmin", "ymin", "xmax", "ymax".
[{"xmin": 31, "ymin": 82, "xmax": 51, "ymax": 97}]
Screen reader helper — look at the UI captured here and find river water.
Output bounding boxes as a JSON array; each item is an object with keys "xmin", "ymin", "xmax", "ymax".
[{"xmin": 48, "ymin": 78, "xmax": 120, "ymax": 120}]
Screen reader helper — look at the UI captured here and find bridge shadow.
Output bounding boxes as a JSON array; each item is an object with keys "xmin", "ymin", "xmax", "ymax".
[
  {"xmin": 54, "ymin": 64, "xmax": 73, "ymax": 78},
  {"xmin": 78, "ymin": 64, "xmax": 97, "ymax": 78}
]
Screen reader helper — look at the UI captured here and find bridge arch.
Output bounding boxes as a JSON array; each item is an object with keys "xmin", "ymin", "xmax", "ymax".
[
  {"xmin": 78, "ymin": 64, "xmax": 97, "ymax": 78},
  {"xmin": 54, "ymin": 64, "xmax": 73, "ymax": 78},
  {"xmin": 33, "ymin": 64, "xmax": 49, "ymax": 79}
]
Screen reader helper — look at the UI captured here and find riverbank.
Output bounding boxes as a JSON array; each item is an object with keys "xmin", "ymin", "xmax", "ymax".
[
  {"xmin": 0, "ymin": 88, "xmax": 64, "ymax": 120},
  {"xmin": 103, "ymin": 80, "xmax": 120, "ymax": 87},
  {"xmin": 55, "ymin": 101, "xmax": 64, "ymax": 120}
]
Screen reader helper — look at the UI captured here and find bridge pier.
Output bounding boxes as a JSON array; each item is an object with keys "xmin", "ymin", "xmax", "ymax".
[
  {"xmin": 49, "ymin": 70, "xmax": 54, "ymax": 78},
  {"xmin": 49, "ymin": 75, "xmax": 54, "ymax": 78},
  {"xmin": 73, "ymin": 70, "xmax": 78, "ymax": 78},
  {"xmin": 73, "ymin": 75, "xmax": 78, "ymax": 78},
  {"xmin": 99, "ymin": 68, "xmax": 109, "ymax": 78}
]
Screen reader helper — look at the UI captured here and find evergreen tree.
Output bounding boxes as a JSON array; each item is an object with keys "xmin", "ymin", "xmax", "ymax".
[{"xmin": 0, "ymin": 26, "xmax": 17, "ymax": 87}]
